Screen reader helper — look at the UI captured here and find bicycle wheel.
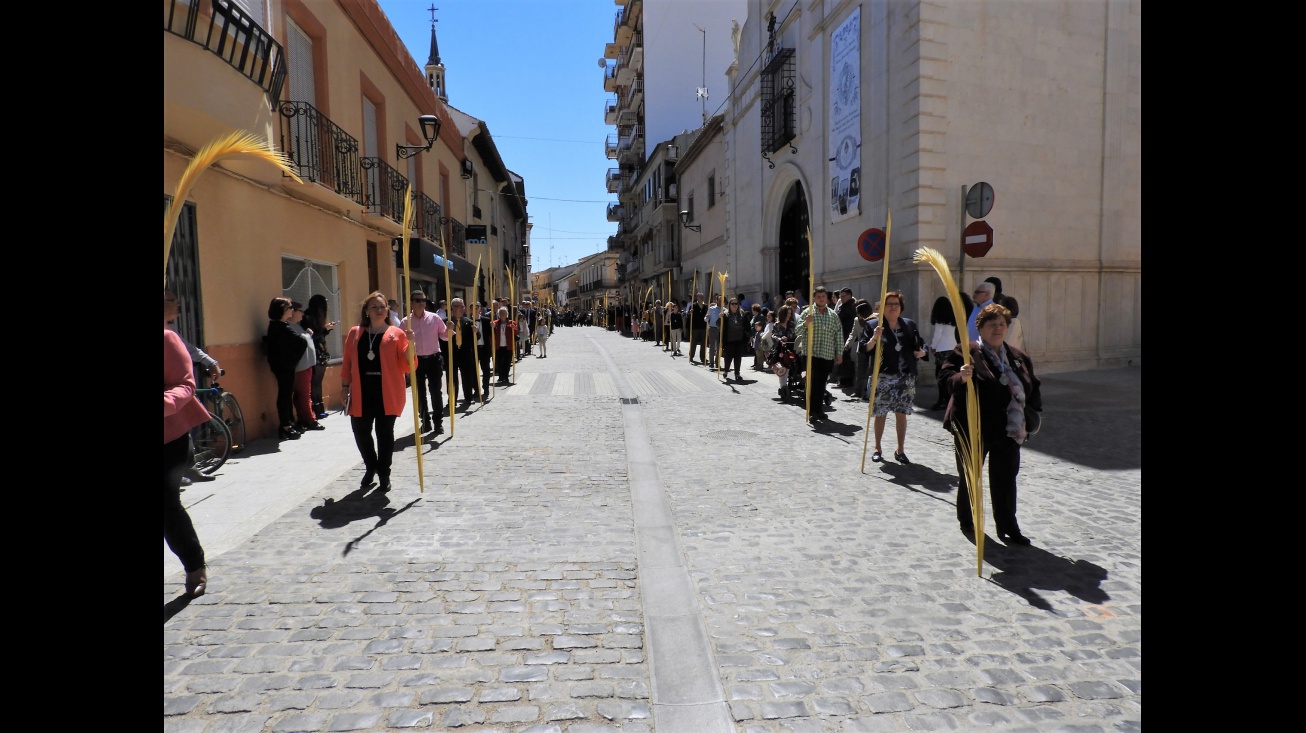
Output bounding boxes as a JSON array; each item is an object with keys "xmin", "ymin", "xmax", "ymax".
[
  {"xmin": 191, "ymin": 413, "xmax": 232, "ymax": 475},
  {"xmin": 218, "ymin": 393, "xmax": 246, "ymax": 453}
]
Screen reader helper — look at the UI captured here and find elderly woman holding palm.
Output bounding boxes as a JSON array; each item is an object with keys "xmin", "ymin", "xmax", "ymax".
[{"xmin": 940, "ymin": 303, "xmax": 1042, "ymax": 545}]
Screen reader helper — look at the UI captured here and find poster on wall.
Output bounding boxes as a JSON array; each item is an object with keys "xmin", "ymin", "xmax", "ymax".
[{"xmin": 829, "ymin": 6, "xmax": 861, "ymax": 224}]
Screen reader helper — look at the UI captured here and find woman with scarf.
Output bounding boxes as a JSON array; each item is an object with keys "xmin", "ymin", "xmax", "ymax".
[{"xmin": 940, "ymin": 303, "xmax": 1042, "ymax": 545}]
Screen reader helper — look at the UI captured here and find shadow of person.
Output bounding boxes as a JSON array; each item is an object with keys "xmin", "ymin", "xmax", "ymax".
[
  {"xmin": 309, "ymin": 484, "xmax": 393, "ymax": 530},
  {"xmin": 343, "ymin": 496, "xmax": 421, "ymax": 556},
  {"xmin": 873, "ymin": 460, "xmax": 956, "ymax": 493},
  {"xmin": 164, "ymin": 594, "xmax": 194, "ymax": 624},
  {"xmin": 809, "ymin": 415, "xmax": 860, "ymax": 439},
  {"xmin": 967, "ymin": 535, "xmax": 1111, "ymax": 610}
]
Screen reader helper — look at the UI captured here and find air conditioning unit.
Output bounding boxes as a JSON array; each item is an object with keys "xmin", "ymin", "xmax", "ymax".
[
  {"xmin": 461, "ymin": 159, "xmax": 474, "ymax": 179},
  {"xmin": 666, "ymin": 144, "xmax": 678, "ymax": 160}
]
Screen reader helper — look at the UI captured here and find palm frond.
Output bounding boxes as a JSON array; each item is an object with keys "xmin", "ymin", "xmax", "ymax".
[
  {"xmin": 164, "ymin": 131, "xmax": 302, "ymax": 284},
  {"xmin": 913, "ymin": 247, "xmax": 986, "ymax": 575}
]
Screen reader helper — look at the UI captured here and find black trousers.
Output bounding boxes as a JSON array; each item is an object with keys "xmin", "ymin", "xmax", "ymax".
[
  {"xmin": 414, "ymin": 354, "xmax": 444, "ymax": 424},
  {"xmin": 807, "ymin": 357, "xmax": 835, "ymax": 414},
  {"xmin": 954, "ymin": 431, "xmax": 1022, "ymax": 535},
  {"xmin": 722, "ymin": 340, "xmax": 748, "ymax": 375},
  {"xmin": 451, "ymin": 356, "xmax": 479, "ymax": 402},
  {"xmin": 273, "ymin": 368, "xmax": 296, "ymax": 426},
  {"xmin": 495, "ymin": 347, "xmax": 512, "ymax": 382},
  {"xmin": 351, "ymin": 415, "xmax": 397, "ymax": 478},
  {"xmin": 164, "ymin": 433, "xmax": 205, "ymax": 573},
  {"xmin": 689, "ymin": 332, "xmax": 706, "ymax": 362},
  {"xmin": 311, "ymin": 363, "xmax": 327, "ymax": 413},
  {"xmin": 479, "ymin": 346, "xmax": 492, "ymax": 389}
]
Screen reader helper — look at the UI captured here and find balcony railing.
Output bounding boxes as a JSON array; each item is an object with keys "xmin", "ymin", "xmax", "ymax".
[
  {"xmin": 606, "ymin": 168, "xmax": 622, "ymax": 194},
  {"xmin": 606, "ymin": 202, "xmax": 624, "ymax": 222},
  {"xmin": 416, "ymin": 192, "xmax": 443, "ymax": 244},
  {"xmin": 605, "ymin": 134, "xmax": 619, "ymax": 159},
  {"xmin": 279, "ymin": 101, "xmax": 363, "ymax": 202},
  {"xmin": 360, "ymin": 157, "xmax": 410, "ymax": 224},
  {"xmin": 448, "ymin": 219, "xmax": 466, "ymax": 259},
  {"xmin": 164, "ymin": 0, "xmax": 286, "ymax": 103}
]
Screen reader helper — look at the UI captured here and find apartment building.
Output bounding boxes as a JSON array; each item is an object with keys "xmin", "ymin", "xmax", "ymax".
[
  {"xmin": 719, "ymin": 0, "xmax": 1140, "ymax": 372},
  {"xmin": 164, "ymin": 0, "xmax": 528, "ymax": 438}
]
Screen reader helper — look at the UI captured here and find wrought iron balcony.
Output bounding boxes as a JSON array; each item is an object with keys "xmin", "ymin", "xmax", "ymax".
[
  {"xmin": 360, "ymin": 156, "xmax": 410, "ymax": 225},
  {"xmin": 416, "ymin": 192, "xmax": 443, "ymax": 244},
  {"xmin": 165, "ymin": 0, "xmax": 286, "ymax": 103},
  {"xmin": 606, "ymin": 168, "xmax": 622, "ymax": 194},
  {"xmin": 279, "ymin": 101, "xmax": 364, "ymax": 202},
  {"xmin": 447, "ymin": 218, "xmax": 466, "ymax": 259},
  {"xmin": 606, "ymin": 202, "xmax": 624, "ymax": 222},
  {"xmin": 605, "ymin": 96, "xmax": 619, "ymax": 124}
]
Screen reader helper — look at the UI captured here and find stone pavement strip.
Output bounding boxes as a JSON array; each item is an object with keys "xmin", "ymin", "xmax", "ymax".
[{"xmin": 165, "ymin": 326, "xmax": 1141, "ymax": 732}]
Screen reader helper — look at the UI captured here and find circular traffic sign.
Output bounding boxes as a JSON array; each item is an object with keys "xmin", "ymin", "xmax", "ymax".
[
  {"xmin": 857, "ymin": 228, "xmax": 886, "ymax": 262},
  {"xmin": 966, "ymin": 182, "xmax": 995, "ymax": 219}
]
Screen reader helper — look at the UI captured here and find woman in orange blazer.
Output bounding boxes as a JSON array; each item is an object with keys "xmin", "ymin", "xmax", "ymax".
[{"xmin": 340, "ymin": 291, "xmax": 412, "ymax": 492}]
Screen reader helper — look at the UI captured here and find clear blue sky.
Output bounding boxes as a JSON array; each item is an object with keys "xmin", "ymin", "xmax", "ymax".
[{"xmin": 376, "ymin": 0, "xmax": 618, "ymax": 273}]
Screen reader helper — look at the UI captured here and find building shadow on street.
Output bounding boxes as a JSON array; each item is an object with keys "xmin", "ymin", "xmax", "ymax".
[{"xmin": 913, "ymin": 368, "xmax": 1141, "ymax": 471}]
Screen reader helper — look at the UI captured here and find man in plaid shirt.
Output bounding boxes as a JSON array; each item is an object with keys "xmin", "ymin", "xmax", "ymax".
[{"xmin": 793, "ymin": 285, "xmax": 844, "ymax": 422}]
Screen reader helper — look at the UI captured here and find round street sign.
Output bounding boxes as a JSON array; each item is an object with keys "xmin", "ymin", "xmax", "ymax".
[
  {"xmin": 962, "ymin": 220, "xmax": 993, "ymax": 258},
  {"xmin": 966, "ymin": 182, "xmax": 995, "ymax": 219},
  {"xmin": 857, "ymin": 228, "xmax": 886, "ymax": 262}
]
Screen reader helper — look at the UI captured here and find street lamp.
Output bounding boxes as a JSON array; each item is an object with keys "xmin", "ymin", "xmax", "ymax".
[
  {"xmin": 679, "ymin": 210, "xmax": 701, "ymax": 232},
  {"xmin": 396, "ymin": 114, "xmax": 441, "ymax": 159}
]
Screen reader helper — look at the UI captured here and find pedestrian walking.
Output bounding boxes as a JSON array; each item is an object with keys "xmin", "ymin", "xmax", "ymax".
[{"xmin": 340, "ymin": 292, "xmax": 412, "ymax": 492}]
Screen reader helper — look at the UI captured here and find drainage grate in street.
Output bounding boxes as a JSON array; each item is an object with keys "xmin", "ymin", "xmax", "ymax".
[{"xmin": 620, "ymin": 397, "xmax": 639, "ymax": 404}]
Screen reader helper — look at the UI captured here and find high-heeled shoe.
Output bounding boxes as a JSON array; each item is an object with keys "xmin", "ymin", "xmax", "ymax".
[
  {"xmin": 279, "ymin": 426, "xmax": 300, "ymax": 440},
  {"xmin": 185, "ymin": 567, "xmax": 207, "ymax": 597}
]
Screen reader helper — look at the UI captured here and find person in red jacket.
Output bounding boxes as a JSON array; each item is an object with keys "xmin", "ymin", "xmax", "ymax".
[
  {"xmin": 340, "ymin": 292, "xmax": 412, "ymax": 492},
  {"xmin": 490, "ymin": 306, "xmax": 518, "ymax": 385},
  {"xmin": 165, "ymin": 324, "xmax": 212, "ymax": 596}
]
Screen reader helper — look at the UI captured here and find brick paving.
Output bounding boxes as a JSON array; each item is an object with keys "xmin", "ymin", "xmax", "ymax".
[{"xmin": 165, "ymin": 325, "xmax": 1141, "ymax": 732}]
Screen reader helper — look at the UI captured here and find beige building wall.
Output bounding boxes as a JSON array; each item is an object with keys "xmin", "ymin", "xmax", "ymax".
[
  {"xmin": 723, "ymin": 0, "xmax": 1140, "ymax": 374},
  {"xmin": 164, "ymin": 0, "xmax": 512, "ymax": 438}
]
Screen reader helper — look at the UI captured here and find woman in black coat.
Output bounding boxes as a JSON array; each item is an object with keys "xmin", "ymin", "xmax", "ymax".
[
  {"xmin": 719, "ymin": 298, "xmax": 752, "ymax": 382},
  {"xmin": 940, "ymin": 303, "xmax": 1042, "ymax": 545},
  {"xmin": 265, "ymin": 297, "xmax": 308, "ymax": 440}
]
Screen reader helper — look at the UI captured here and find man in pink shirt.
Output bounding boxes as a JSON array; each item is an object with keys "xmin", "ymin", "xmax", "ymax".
[{"xmin": 401, "ymin": 291, "xmax": 448, "ymax": 434}]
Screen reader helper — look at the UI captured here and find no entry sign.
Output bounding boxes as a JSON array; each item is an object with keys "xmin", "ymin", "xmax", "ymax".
[
  {"xmin": 962, "ymin": 220, "xmax": 993, "ymax": 258},
  {"xmin": 858, "ymin": 228, "xmax": 886, "ymax": 262}
]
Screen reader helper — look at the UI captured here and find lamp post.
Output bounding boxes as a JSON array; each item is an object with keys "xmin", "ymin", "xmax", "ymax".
[
  {"xmin": 679, "ymin": 210, "xmax": 701, "ymax": 232},
  {"xmin": 396, "ymin": 114, "xmax": 441, "ymax": 160}
]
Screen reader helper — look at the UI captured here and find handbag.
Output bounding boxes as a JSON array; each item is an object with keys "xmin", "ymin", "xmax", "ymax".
[{"xmin": 1024, "ymin": 406, "xmax": 1042, "ymax": 436}]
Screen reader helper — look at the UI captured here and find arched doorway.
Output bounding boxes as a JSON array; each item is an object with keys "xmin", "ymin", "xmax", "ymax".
[{"xmin": 776, "ymin": 183, "xmax": 810, "ymax": 299}]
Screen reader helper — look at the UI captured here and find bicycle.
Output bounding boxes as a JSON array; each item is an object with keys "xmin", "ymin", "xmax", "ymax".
[
  {"xmin": 195, "ymin": 370, "xmax": 246, "ymax": 452},
  {"xmin": 192, "ymin": 370, "xmax": 246, "ymax": 474}
]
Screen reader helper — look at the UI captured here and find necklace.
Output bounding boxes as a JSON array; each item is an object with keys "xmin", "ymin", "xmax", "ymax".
[{"xmin": 367, "ymin": 327, "xmax": 382, "ymax": 361}]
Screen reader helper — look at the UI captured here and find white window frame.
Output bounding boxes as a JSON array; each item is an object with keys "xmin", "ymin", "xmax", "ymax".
[{"xmin": 281, "ymin": 255, "xmax": 343, "ymax": 363}]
